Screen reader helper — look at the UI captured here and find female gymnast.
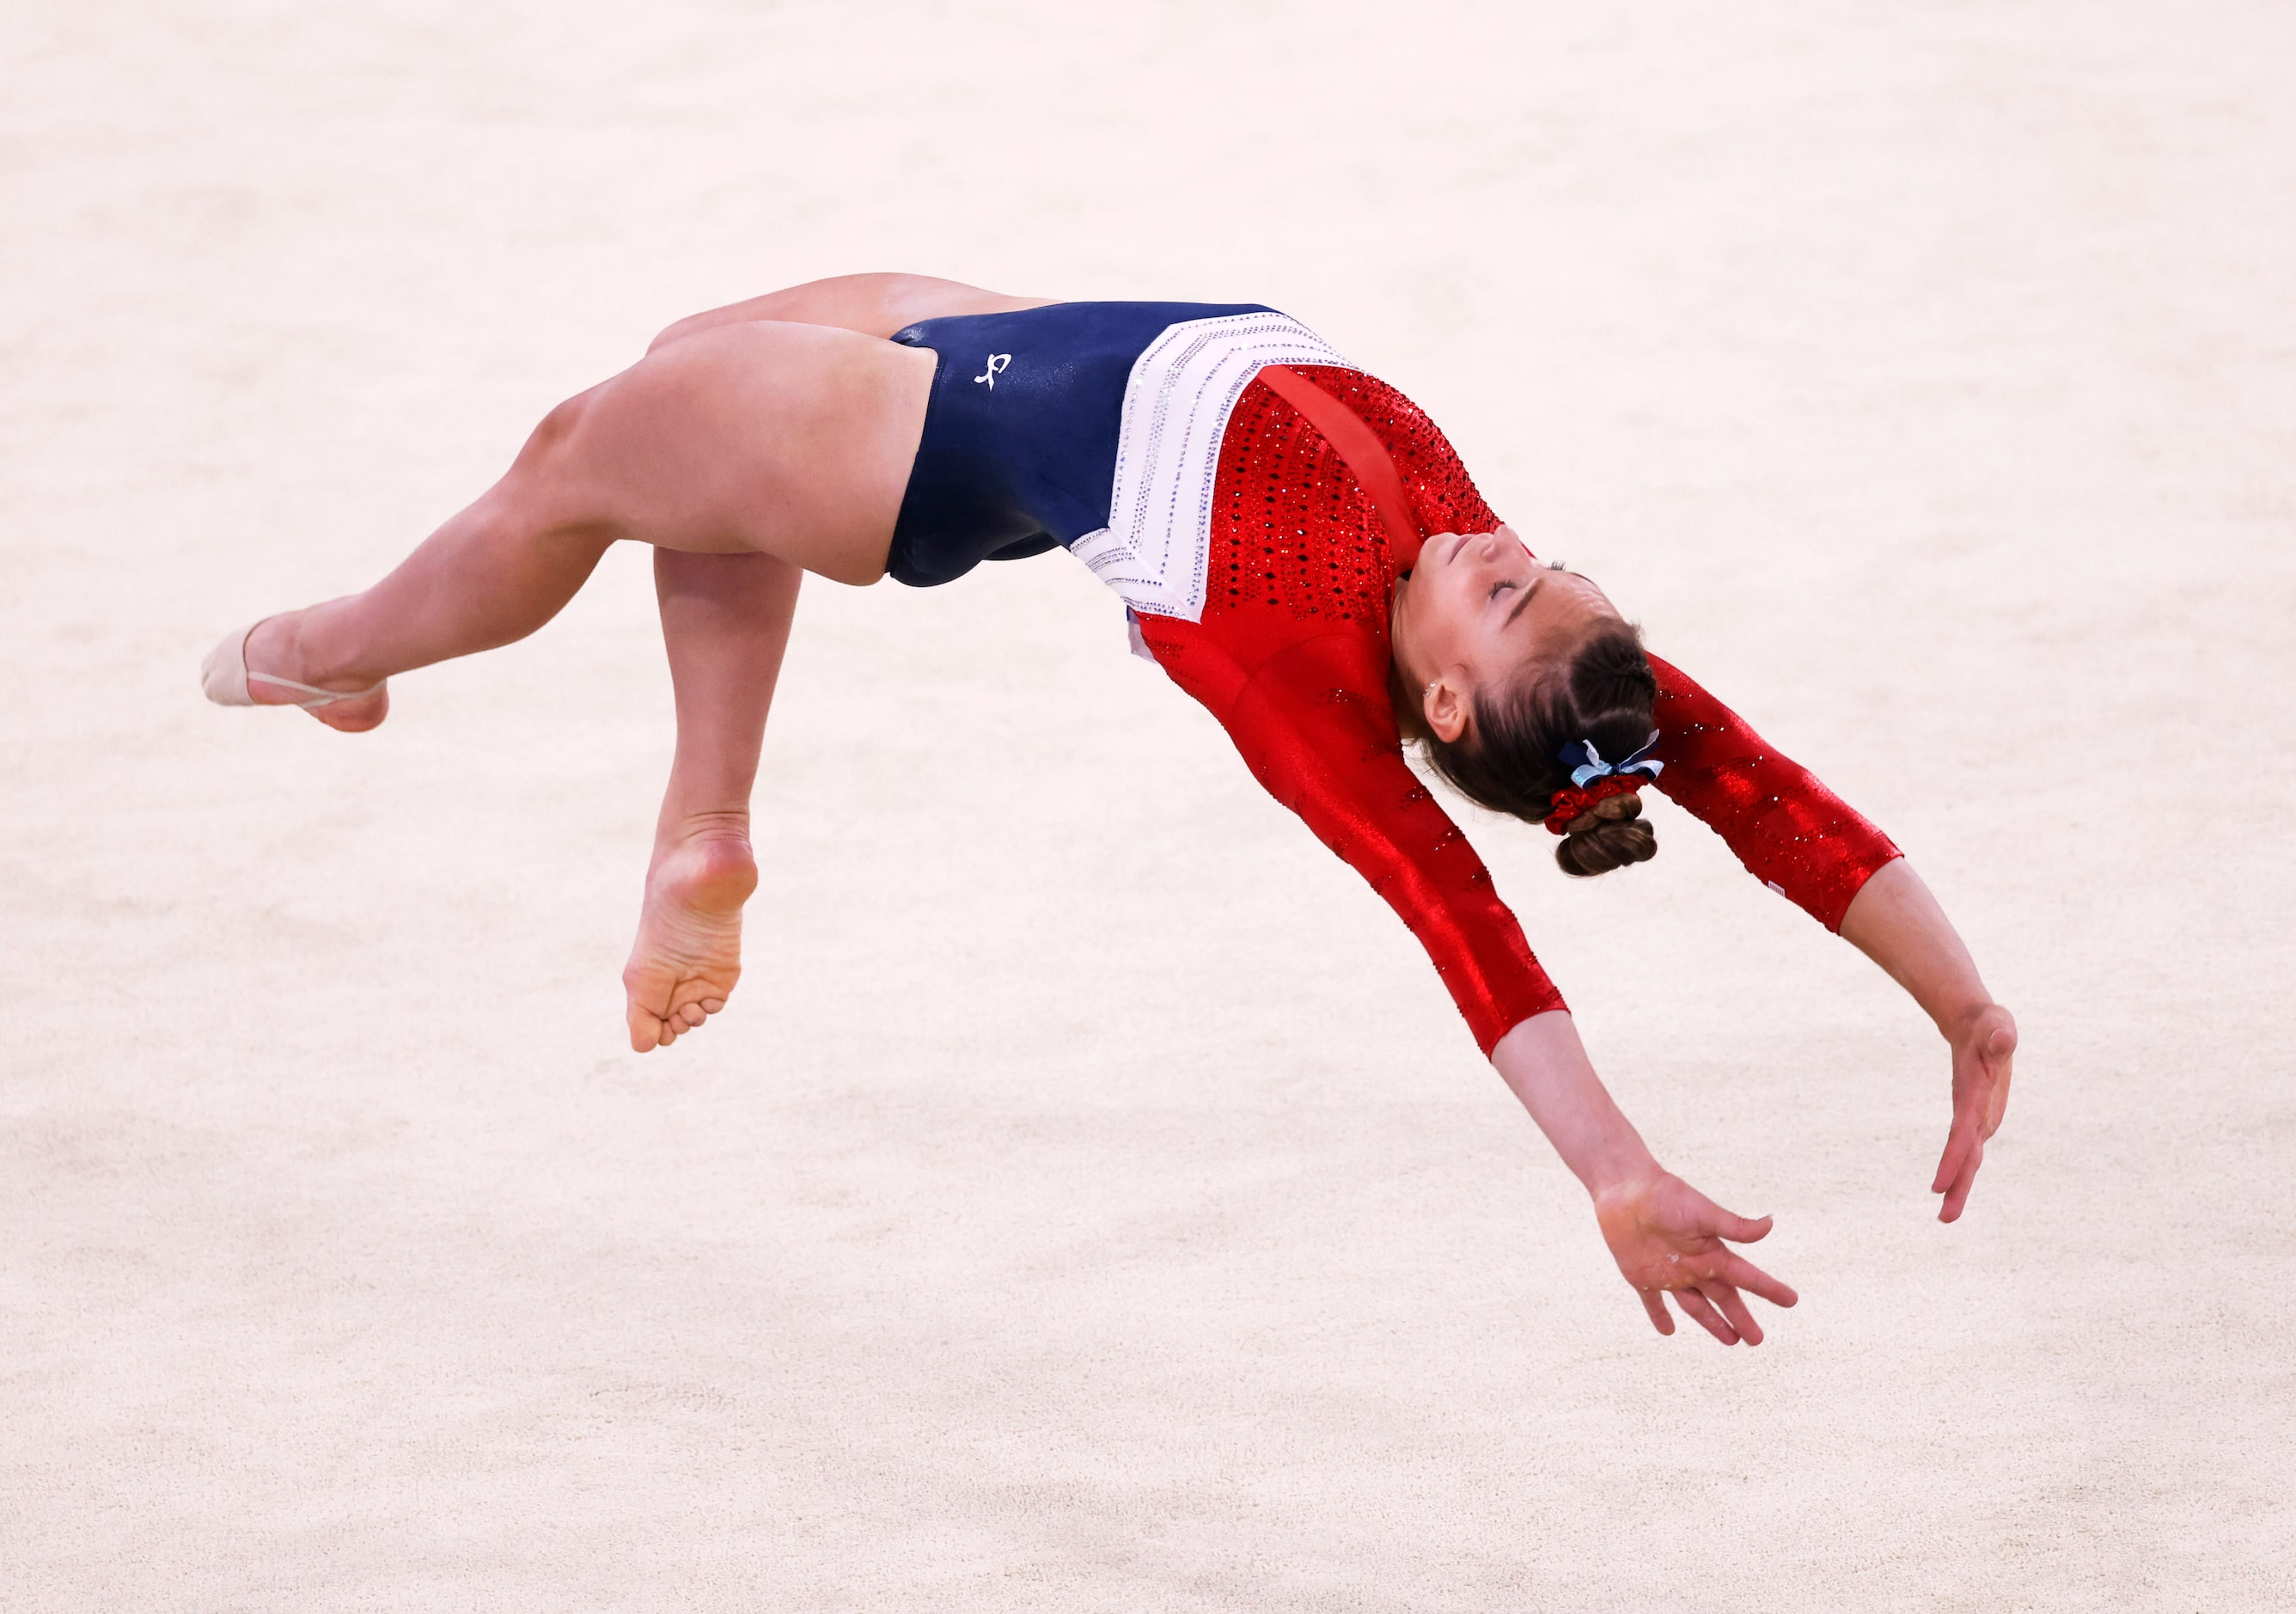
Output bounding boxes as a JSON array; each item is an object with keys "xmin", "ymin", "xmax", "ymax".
[{"xmin": 202, "ymin": 273, "xmax": 2016, "ymax": 1348}]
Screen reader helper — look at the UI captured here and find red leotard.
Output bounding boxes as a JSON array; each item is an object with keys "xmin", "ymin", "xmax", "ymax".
[{"xmin": 1133, "ymin": 366, "xmax": 1902, "ymax": 1055}]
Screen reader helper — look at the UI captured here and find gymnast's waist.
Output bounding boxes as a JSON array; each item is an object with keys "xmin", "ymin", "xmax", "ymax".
[{"xmin": 882, "ymin": 300, "xmax": 1284, "ymax": 589}]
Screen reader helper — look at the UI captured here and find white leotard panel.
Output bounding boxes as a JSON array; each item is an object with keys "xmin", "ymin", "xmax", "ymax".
[{"xmin": 1069, "ymin": 310, "xmax": 1354, "ymax": 623}]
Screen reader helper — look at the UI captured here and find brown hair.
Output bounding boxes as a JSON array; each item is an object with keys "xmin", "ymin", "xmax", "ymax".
[{"xmin": 1389, "ymin": 621, "xmax": 1661, "ymax": 877}]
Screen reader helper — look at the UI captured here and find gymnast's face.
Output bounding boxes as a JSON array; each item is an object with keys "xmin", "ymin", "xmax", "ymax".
[{"xmin": 1390, "ymin": 526, "xmax": 1623, "ymax": 744}]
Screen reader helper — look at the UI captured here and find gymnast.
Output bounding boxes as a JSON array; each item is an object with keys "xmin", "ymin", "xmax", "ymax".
[{"xmin": 202, "ymin": 273, "xmax": 2017, "ymax": 1348}]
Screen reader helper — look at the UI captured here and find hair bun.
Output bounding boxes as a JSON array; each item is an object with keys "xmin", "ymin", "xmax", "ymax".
[{"xmin": 1555, "ymin": 790, "xmax": 1658, "ymax": 877}]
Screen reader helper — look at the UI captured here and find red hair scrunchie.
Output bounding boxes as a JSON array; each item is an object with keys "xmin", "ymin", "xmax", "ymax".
[{"xmin": 1543, "ymin": 773, "xmax": 1647, "ymax": 835}]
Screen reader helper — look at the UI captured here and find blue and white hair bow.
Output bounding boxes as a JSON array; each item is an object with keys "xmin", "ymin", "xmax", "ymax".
[{"xmin": 1563, "ymin": 731, "xmax": 1664, "ymax": 789}]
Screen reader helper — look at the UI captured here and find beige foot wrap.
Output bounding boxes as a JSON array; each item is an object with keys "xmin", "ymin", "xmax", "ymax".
[{"xmin": 200, "ymin": 620, "xmax": 384, "ymax": 709}]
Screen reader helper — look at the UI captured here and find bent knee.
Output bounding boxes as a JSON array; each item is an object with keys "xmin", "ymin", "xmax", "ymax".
[
  {"xmin": 516, "ymin": 388, "xmax": 602, "ymax": 470},
  {"xmin": 489, "ymin": 388, "xmax": 638, "ymax": 541}
]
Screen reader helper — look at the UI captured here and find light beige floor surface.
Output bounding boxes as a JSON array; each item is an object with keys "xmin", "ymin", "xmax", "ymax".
[{"xmin": 3, "ymin": 3, "xmax": 2292, "ymax": 1608}]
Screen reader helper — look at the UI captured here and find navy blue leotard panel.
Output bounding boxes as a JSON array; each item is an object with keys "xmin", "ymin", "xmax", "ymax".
[{"xmin": 883, "ymin": 301, "xmax": 1273, "ymax": 587}]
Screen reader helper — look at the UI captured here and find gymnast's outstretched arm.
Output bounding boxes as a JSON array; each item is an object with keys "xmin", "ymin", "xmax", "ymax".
[
  {"xmin": 1643, "ymin": 656, "xmax": 2016, "ymax": 1222},
  {"xmin": 1132, "ymin": 618, "xmax": 1799, "ymax": 1347}
]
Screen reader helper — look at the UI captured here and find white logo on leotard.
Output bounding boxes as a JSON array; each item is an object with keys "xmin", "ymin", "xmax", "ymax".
[{"xmin": 974, "ymin": 353, "xmax": 1011, "ymax": 388}]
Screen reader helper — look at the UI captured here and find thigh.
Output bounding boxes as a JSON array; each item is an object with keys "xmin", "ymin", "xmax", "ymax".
[
  {"xmin": 649, "ymin": 272, "xmax": 1058, "ymax": 348},
  {"xmin": 538, "ymin": 319, "xmax": 934, "ymax": 584}
]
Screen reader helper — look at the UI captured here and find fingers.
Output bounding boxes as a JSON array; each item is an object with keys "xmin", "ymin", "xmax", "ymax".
[
  {"xmin": 1933, "ymin": 1090, "xmax": 1994, "ymax": 1214},
  {"xmin": 1706, "ymin": 1281, "xmax": 1763, "ymax": 1346},
  {"xmin": 1673, "ymin": 1287, "xmax": 1740, "ymax": 1346},
  {"xmin": 1714, "ymin": 1252, "xmax": 1798, "ymax": 1311},
  {"xmin": 1709, "ymin": 1209, "xmax": 1773, "ymax": 1244},
  {"xmin": 1932, "ymin": 1110, "xmax": 1979, "ymax": 1195},
  {"xmin": 1637, "ymin": 1269, "xmax": 1792, "ymax": 1347},
  {"xmin": 1930, "ymin": 1140, "xmax": 1963, "ymax": 1197},
  {"xmin": 1638, "ymin": 1289, "xmax": 1675, "ymax": 1336},
  {"xmin": 1939, "ymin": 1134, "xmax": 1985, "ymax": 1222},
  {"xmin": 1680, "ymin": 1184, "xmax": 1773, "ymax": 1244}
]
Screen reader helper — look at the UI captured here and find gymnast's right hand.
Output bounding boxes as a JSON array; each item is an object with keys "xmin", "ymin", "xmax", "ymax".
[
  {"xmin": 1591, "ymin": 1171, "xmax": 1799, "ymax": 1346},
  {"xmin": 1489, "ymin": 1014, "xmax": 1798, "ymax": 1346}
]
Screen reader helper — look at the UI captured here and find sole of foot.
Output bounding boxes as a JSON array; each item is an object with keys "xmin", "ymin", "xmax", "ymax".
[{"xmin": 623, "ymin": 828, "xmax": 759, "ymax": 1053}]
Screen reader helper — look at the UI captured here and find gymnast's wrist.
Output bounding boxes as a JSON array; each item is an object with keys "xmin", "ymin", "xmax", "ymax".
[
  {"xmin": 1578, "ymin": 1143, "xmax": 1664, "ymax": 1203},
  {"xmin": 1936, "ymin": 997, "xmax": 2007, "ymax": 1046}
]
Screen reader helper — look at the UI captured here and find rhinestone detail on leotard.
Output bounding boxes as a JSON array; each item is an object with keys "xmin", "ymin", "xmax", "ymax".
[
  {"xmin": 1214, "ymin": 378, "xmax": 1385, "ymax": 621},
  {"xmin": 1211, "ymin": 366, "xmax": 1505, "ymax": 623}
]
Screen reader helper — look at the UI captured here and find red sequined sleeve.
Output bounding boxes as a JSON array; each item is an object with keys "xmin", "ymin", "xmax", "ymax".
[
  {"xmin": 1646, "ymin": 653, "xmax": 1902, "ymax": 930},
  {"xmin": 1139, "ymin": 614, "xmax": 1566, "ymax": 1056}
]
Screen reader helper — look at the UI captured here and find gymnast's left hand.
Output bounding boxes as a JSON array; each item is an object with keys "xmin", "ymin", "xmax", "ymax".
[{"xmin": 1932, "ymin": 1002, "xmax": 2016, "ymax": 1223}]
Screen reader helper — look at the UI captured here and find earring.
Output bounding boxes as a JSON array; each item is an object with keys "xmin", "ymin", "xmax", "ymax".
[{"xmin": 1425, "ymin": 682, "xmax": 1439, "ymax": 699}]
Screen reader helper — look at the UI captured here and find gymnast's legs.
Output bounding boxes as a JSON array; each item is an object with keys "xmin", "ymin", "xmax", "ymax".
[{"xmin": 219, "ymin": 313, "xmax": 938, "ymax": 1050}]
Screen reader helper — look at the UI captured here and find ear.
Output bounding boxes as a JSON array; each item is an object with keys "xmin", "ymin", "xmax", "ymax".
[{"xmin": 1422, "ymin": 676, "xmax": 1469, "ymax": 744}]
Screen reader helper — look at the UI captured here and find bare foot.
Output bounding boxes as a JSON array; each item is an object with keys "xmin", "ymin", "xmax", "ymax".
[
  {"xmin": 240, "ymin": 614, "xmax": 391, "ymax": 732},
  {"xmin": 622, "ymin": 815, "xmax": 758, "ymax": 1052}
]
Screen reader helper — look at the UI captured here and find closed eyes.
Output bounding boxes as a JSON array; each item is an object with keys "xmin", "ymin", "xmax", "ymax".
[{"xmin": 1501, "ymin": 577, "xmax": 1539, "ymax": 627}]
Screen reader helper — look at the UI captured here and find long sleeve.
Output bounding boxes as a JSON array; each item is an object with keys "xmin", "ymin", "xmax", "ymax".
[
  {"xmin": 1142, "ymin": 614, "xmax": 1565, "ymax": 1055},
  {"xmin": 1646, "ymin": 652, "xmax": 1902, "ymax": 930}
]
